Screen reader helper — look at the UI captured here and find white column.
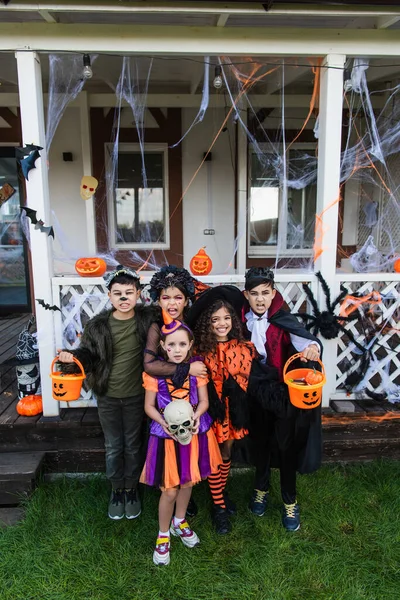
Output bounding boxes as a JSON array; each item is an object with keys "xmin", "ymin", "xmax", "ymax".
[
  {"xmin": 314, "ymin": 54, "xmax": 346, "ymax": 406},
  {"xmin": 15, "ymin": 51, "xmax": 59, "ymax": 418},
  {"xmin": 79, "ymin": 91, "xmax": 96, "ymax": 254},
  {"xmin": 236, "ymin": 115, "xmax": 247, "ymax": 274}
]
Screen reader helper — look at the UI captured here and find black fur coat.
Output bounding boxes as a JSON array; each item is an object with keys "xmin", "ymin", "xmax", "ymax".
[{"xmin": 61, "ymin": 306, "xmax": 158, "ymax": 396}]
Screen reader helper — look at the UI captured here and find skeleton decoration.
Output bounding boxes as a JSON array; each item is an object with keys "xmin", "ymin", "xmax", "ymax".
[
  {"xmin": 80, "ymin": 175, "xmax": 98, "ymax": 200},
  {"xmin": 3, "ymin": 316, "xmax": 41, "ymax": 399},
  {"xmin": 163, "ymin": 400, "xmax": 194, "ymax": 445}
]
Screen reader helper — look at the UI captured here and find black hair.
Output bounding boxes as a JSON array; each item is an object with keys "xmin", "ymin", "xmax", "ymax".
[
  {"xmin": 108, "ymin": 274, "xmax": 141, "ymax": 291},
  {"xmin": 244, "ymin": 267, "xmax": 275, "ymax": 291}
]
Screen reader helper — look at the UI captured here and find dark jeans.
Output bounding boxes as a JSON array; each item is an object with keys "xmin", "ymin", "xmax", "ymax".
[
  {"xmin": 97, "ymin": 393, "xmax": 145, "ymax": 490},
  {"xmin": 249, "ymin": 403, "xmax": 297, "ymax": 505}
]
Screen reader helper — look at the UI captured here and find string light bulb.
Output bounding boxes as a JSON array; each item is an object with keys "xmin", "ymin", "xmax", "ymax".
[
  {"xmin": 213, "ymin": 65, "xmax": 223, "ymax": 90},
  {"xmin": 82, "ymin": 54, "xmax": 93, "ymax": 79}
]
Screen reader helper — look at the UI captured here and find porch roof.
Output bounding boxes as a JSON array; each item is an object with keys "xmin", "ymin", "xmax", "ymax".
[{"xmin": 1, "ymin": 1, "xmax": 400, "ymax": 31}]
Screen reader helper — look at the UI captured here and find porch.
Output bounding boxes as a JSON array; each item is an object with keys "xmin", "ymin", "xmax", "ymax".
[{"xmin": 0, "ymin": 1, "xmax": 399, "ymax": 418}]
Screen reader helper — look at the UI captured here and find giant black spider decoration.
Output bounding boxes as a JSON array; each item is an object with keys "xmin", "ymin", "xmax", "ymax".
[{"xmin": 296, "ymin": 271, "xmax": 365, "ymax": 353}]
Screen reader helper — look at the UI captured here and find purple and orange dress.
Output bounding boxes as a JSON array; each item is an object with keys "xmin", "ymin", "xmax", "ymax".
[{"xmin": 140, "ymin": 373, "xmax": 222, "ymax": 491}]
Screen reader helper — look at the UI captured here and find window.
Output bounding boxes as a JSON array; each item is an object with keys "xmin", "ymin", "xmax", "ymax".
[
  {"xmin": 106, "ymin": 144, "xmax": 169, "ymax": 249},
  {"xmin": 248, "ymin": 146, "xmax": 317, "ymax": 256}
]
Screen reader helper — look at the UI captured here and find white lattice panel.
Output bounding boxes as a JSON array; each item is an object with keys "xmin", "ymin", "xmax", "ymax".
[
  {"xmin": 53, "ymin": 275, "xmax": 315, "ymax": 407},
  {"xmin": 334, "ymin": 278, "xmax": 400, "ymax": 398}
]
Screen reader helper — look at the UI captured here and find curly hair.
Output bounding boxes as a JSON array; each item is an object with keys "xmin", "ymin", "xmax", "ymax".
[
  {"xmin": 149, "ymin": 265, "xmax": 195, "ymax": 301},
  {"xmin": 194, "ymin": 299, "xmax": 245, "ymax": 354}
]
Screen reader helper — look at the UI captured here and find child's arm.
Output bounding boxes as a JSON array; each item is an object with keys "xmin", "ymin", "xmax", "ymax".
[
  {"xmin": 144, "ymin": 389, "xmax": 171, "ymax": 437},
  {"xmin": 192, "ymin": 383, "xmax": 209, "ymax": 435}
]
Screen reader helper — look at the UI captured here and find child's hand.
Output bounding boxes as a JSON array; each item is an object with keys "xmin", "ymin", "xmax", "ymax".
[
  {"xmin": 161, "ymin": 419, "xmax": 178, "ymax": 441},
  {"xmin": 57, "ymin": 350, "xmax": 74, "ymax": 363},
  {"xmin": 191, "ymin": 414, "xmax": 200, "ymax": 435},
  {"xmin": 189, "ymin": 362, "xmax": 207, "ymax": 378},
  {"xmin": 300, "ymin": 344, "xmax": 320, "ymax": 362}
]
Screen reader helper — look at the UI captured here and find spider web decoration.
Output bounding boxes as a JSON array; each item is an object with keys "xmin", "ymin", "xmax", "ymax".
[{"xmin": 296, "ymin": 271, "xmax": 365, "ymax": 352}]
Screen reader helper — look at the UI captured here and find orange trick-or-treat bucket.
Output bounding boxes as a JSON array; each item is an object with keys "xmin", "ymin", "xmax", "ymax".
[
  {"xmin": 50, "ymin": 356, "xmax": 86, "ymax": 401},
  {"xmin": 283, "ymin": 353, "xmax": 326, "ymax": 409}
]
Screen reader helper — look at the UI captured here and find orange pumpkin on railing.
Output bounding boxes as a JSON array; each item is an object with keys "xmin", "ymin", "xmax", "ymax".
[
  {"xmin": 16, "ymin": 394, "xmax": 43, "ymax": 417},
  {"xmin": 189, "ymin": 247, "xmax": 212, "ymax": 276},
  {"xmin": 75, "ymin": 257, "xmax": 107, "ymax": 277},
  {"xmin": 394, "ymin": 257, "xmax": 400, "ymax": 273}
]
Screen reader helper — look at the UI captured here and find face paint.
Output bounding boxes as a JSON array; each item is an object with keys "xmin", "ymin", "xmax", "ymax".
[{"xmin": 119, "ymin": 297, "xmax": 128, "ymax": 302}]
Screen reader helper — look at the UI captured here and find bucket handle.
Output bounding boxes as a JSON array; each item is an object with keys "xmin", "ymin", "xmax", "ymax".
[
  {"xmin": 51, "ymin": 356, "xmax": 86, "ymax": 379},
  {"xmin": 283, "ymin": 352, "xmax": 325, "ymax": 382}
]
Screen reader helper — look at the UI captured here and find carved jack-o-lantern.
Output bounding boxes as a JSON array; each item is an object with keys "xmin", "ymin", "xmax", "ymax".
[
  {"xmin": 75, "ymin": 257, "xmax": 107, "ymax": 277},
  {"xmin": 189, "ymin": 247, "xmax": 212, "ymax": 276}
]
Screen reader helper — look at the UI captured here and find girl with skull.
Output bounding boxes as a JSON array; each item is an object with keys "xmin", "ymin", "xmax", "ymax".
[{"xmin": 141, "ymin": 315, "xmax": 221, "ymax": 566}]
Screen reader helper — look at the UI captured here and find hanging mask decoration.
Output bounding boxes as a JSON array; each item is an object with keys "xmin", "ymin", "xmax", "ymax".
[
  {"xmin": 75, "ymin": 257, "xmax": 107, "ymax": 277},
  {"xmin": 3, "ymin": 317, "xmax": 41, "ymax": 399},
  {"xmin": 0, "ymin": 182, "xmax": 16, "ymax": 208},
  {"xmin": 189, "ymin": 247, "xmax": 213, "ymax": 276},
  {"xmin": 80, "ymin": 176, "xmax": 98, "ymax": 200},
  {"xmin": 163, "ymin": 400, "xmax": 194, "ymax": 445}
]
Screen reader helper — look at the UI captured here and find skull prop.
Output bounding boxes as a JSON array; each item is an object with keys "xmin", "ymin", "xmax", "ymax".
[
  {"xmin": 80, "ymin": 175, "xmax": 98, "ymax": 200},
  {"xmin": 163, "ymin": 400, "xmax": 194, "ymax": 445}
]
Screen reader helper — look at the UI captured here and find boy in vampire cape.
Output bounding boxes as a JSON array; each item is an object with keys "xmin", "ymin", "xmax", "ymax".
[{"xmin": 243, "ymin": 267, "xmax": 323, "ymax": 532}]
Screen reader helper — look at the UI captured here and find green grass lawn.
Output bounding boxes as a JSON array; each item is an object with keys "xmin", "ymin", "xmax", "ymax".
[{"xmin": 1, "ymin": 461, "xmax": 399, "ymax": 600}]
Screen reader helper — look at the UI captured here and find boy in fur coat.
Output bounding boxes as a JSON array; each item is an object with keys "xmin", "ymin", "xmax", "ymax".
[{"xmin": 58, "ymin": 266, "xmax": 157, "ymax": 520}]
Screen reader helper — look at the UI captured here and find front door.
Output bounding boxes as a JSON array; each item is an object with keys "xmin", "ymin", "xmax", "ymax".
[{"xmin": 0, "ymin": 147, "xmax": 31, "ymax": 314}]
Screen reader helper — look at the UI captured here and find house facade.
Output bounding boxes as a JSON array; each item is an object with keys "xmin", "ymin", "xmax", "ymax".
[{"xmin": 0, "ymin": 0, "xmax": 399, "ymax": 416}]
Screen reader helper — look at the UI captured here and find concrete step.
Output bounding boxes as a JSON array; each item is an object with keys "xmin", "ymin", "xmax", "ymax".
[{"xmin": 0, "ymin": 451, "xmax": 45, "ymax": 505}]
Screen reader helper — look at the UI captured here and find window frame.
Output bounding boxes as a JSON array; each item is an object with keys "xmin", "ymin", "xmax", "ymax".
[
  {"xmin": 247, "ymin": 142, "xmax": 317, "ymax": 258},
  {"xmin": 105, "ymin": 142, "xmax": 170, "ymax": 250}
]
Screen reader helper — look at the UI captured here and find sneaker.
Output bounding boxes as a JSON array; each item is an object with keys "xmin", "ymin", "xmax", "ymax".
[
  {"xmin": 170, "ymin": 520, "xmax": 200, "ymax": 548},
  {"xmin": 125, "ymin": 488, "xmax": 141, "ymax": 520},
  {"xmin": 249, "ymin": 489, "xmax": 268, "ymax": 517},
  {"xmin": 108, "ymin": 488, "xmax": 125, "ymax": 520},
  {"xmin": 153, "ymin": 536, "xmax": 171, "ymax": 566},
  {"xmin": 282, "ymin": 502, "xmax": 300, "ymax": 531},
  {"xmin": 211, "ymin": 504, "xmax": 231, "ymax": 535},
  {"xmin": 223, "ymin": 491, "xmax": 237, "ymax": 516},
  {"xmin": 185, "ymin": 497, "xmax": 198, "ymax": 518}
]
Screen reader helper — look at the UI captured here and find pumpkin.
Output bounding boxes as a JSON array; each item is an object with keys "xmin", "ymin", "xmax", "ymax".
[
  {"xmin": 75, "ymin": 257, "xmax": 107, "ymax": 277},
  {"xmin": 394, "ymin": 257, "xmax": 400, "ymax": 273},
  {"xmin": 16, "ymin": 394, "xmax": 43, "ymax": 416},
  {"xmin": 305, "ymin": 369, "xmax": 324, "ymax": 386},
  {"xmin": 189, "ymin": 247, "xmax": 212, "ymax": 276}
]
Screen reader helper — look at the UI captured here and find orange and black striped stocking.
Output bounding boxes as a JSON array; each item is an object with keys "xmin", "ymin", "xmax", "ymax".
[
  {"xmin": 208, "ymin": 467, "xmax": 226, "ymax": 508},
  {"xmin": 220, "ymin": 459, "xmax": 231, "ymax": 491}
]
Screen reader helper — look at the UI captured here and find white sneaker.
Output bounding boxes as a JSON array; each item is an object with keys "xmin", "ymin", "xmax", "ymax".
[
  {"xmin": 153, "ymin": 536, "xmax": 170, "ymax": 566},
  {"xmin": 170, "ymin": 520, "xmax": 200, "ymax": 548}
]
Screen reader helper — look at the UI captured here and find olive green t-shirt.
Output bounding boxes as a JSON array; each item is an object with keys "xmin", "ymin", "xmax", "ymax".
[{"xmin": 106, "ymin": 313, "xmax": 143, "ymax": 398}]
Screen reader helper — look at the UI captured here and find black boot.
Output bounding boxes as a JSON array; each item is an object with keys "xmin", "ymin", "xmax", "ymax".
[
  {"xmin": 212, "ymin": 504, "xmax": 231, "ymax": 535},
  {"xmin": 186, "ymin": 497, "xmax": 198, "ymax": 518},
  {"xmin": 223, "ymin": 491, "xmax": 237, "ymax": 516}
]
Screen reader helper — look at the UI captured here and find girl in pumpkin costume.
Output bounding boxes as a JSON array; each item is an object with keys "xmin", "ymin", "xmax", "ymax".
[
  {"xmin": 141, "ymin": 314, "xmax": 221, "ymax": 566},
  {"xmin": 187, "ymin": 285, "xmax": 257, "ymax": 535}
]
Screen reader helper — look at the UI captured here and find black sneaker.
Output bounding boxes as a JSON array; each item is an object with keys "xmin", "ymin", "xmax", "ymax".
[
  {"xmin": 249, "ymin": 489, "xmax": 268, "ymax": 517},
  {"xmin": 212, "ymin": 504, "xmax": 231, "ymax": 535},
  {"xmin": 108, "ymin": 488, "xmax": 125, "ymax": 520},
  {"xmin": 186, "ymin": 497, "xmax": 198, "ymax": 518},
  {"xmin": 282, "ymin": 502, "xmax": 300, "ymax": 531},
  {"xmin": 125, "ymin": 488, "xmax": 141, "ymax": 520},
  {"xmin": 223, "ymin": 491, "xmax": 237, "ymax": 516}
]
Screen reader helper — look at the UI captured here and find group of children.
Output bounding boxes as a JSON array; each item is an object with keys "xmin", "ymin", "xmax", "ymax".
[{"xmin": 58, "ymin": 264, "xmax": 322, "ymax": 566}]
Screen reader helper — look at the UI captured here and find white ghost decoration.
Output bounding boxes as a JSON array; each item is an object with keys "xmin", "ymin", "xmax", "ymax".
[{"xmin": 163, "ymin": 400, "xmax": 194, "ymax": 445}]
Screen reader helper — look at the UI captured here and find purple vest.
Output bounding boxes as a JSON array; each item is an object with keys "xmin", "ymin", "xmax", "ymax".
[{"xmin": 149, "ymin": 376, "xmax": 213, "ymax": 439}]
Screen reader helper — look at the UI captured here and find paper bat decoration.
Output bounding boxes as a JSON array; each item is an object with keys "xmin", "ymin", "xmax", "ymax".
[
  {"xmin": 19, "ymin": 150, "xmax": 41, "ymax": 180},
  {"xmin": 20, "ymin": 206, "xmax": 55, "ymax": 238},
  {"xmin": 36, "ymin": 299, "xmax": 61, "ymax": 312},
  {"xmin": 15, "ymin": 144, "xmax": 43, "ymax": 160},
  {"xmin": 0, "ymin": 182, "xmax": 16, "ymax": 208}
]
